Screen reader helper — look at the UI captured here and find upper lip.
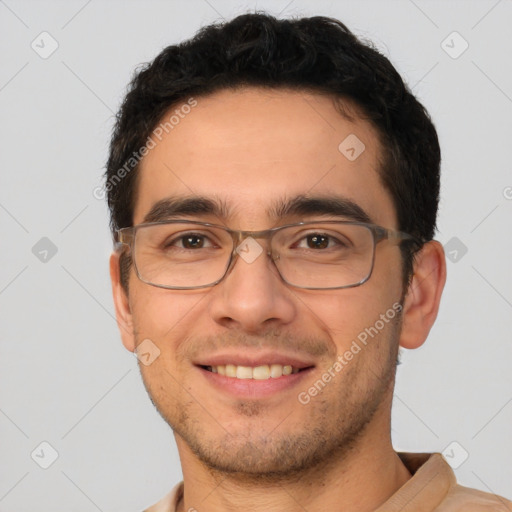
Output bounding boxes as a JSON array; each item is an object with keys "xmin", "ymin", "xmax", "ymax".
[{"xmin": 194, "ymin": 351, "xmax": 316, "ymax": 369}]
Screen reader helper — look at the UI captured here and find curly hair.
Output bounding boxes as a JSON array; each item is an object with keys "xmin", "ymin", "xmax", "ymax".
[{"xmin": 105, "ymin": 12, "xmax": 440, "ymax": 293}]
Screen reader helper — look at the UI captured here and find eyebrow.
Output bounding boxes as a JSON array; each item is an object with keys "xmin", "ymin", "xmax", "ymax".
[{"xmin": 142, "ymin": 194, "xmax": 373, "ymax": 225}]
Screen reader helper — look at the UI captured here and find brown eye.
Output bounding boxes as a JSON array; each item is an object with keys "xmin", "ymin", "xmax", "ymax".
[
  {"xmin": 306, "ymin": 234, "xmax": 329, "ymax": 249},
  {"xmin": 181, "ymin": 235, "xmax": 205, "ymax": 249},
  {"xmin": 164, "ymin": 233, "xmax": 214, "ymax": 250}
]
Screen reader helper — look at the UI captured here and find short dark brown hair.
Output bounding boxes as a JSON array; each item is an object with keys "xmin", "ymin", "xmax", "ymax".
[{"xmin": 105, "ymin": 12, "xmax": 440, "ymax": 293}]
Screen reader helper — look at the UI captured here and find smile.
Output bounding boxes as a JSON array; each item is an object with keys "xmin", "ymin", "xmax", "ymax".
[{"xmin": 202, "ymin": 364, "xmax": 305, "ymax": 379}]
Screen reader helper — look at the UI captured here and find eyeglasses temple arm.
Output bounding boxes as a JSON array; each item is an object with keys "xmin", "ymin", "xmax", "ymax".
[{"xmin": 114, "ymin": 228, "xmax": 134, "ymax": 251}]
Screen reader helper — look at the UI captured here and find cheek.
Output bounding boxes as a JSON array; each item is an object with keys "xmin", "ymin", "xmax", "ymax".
[
  {"xmin": 130, "ymin": 284, "xmax": 208, "ymax": 347},
  {"xmin": 134, "ymin": 291, "xmax": 204, "ymax": 404},
  {"xmin": 297, "ymin": 282, "xmax": 402, "ymax": 353}
]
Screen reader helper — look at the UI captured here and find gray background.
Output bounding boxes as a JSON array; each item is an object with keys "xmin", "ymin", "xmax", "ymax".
[{"xmin": 0, "ymin": 0, "xmax": 511, "ymax": 510}]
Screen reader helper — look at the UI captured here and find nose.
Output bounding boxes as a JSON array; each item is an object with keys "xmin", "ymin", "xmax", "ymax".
[{"xmin": 208, "ymin": 237, "xmax": 297, "ymax": 333}]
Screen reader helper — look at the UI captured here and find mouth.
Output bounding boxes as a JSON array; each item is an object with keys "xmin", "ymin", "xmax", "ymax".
[
  {"xmin": 200, "ymin": 363, "xmax": 312, "ymax": 380},
  {"xmin": 194, "ymin": 352, "xmax": 316, "ymax": 398},
  {"xmin": 198, "ymin": 362, "xmax": 315, "ymax": 399}
]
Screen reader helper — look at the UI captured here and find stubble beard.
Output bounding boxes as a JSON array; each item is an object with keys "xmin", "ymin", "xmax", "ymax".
[{"xmin": 140, "ymin": 315, "xmax": 402, "ymax": 485}]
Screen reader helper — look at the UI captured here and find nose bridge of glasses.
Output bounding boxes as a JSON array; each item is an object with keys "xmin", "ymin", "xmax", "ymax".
[{"xmin": 229, "ymin": 227, "xmax": 278, "ymax": 259}]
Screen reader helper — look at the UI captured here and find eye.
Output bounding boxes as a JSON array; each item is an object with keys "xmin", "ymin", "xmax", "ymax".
[
  {"xmin": 305, "ymin": 234, "xmax": 329, "ymax": 249},
  {"xmin": 166, "ymin": 233, "xmax": 215, "ymax": 249},
  {"xmin": 295, "ymin": 233, "xmax": 348, "ymax": 250}
]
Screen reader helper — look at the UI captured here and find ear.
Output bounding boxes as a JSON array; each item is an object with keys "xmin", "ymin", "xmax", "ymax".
[
  {"xmin": 109, "ymin": 251, "xmax": 136, "ymax": 352},
  {"xmin": 399, "ymin": 240, "xmax": 447, "ymax": 349}
]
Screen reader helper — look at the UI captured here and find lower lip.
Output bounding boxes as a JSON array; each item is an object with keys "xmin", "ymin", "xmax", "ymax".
[{"xmin": 197, "ymin": 366, "xmax": 314, "ymax": 399}]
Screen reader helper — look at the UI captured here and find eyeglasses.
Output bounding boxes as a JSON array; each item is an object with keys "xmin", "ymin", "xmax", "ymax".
[{"xmin": 115, "ymin": 220, "xmax": 420, "ymax": 290}]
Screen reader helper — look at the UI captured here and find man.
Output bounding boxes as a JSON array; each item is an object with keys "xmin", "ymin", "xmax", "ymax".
[{"xmin": 105, "ymin": 13, "xmax": 511, "ymax": 511}]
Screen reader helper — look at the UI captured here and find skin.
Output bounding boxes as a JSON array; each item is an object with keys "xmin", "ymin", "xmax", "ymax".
[{"xmin": 110, "ymin": 87, "xmax": 446, "ymax": 511}]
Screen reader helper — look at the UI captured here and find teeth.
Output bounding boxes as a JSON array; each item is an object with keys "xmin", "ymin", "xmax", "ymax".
[
  {"xmin": 236, "ymin": 366, "xmax": 253, "ymax": 379},
  {"xmin": 253, "ymin": 365, "xmax": 270, "ymax": 380},
  {"xmin": 225, "ymin": 364, "xmax": 237, "ymax": 377},
  {"xmin": 206, "ymin": 363, "xmax": 303, "ymax": 379},
  {"xmin": 270, "ymin": 364, "xmax": 283, "ymax": 378}
]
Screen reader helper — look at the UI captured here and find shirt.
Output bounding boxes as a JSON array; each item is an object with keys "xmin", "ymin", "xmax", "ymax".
[{"xmin": 144, "ymin": 452, "xmax": 512, "ymax": 511}]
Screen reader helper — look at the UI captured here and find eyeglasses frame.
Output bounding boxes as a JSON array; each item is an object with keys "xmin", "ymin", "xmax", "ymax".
[{"xmin": 115, "ymin": 219, "xmax": 422, "ymax": 291}]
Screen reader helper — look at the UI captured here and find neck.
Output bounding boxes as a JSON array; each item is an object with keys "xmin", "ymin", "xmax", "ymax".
[{"xmin": 174, "ymin": 415, "xmax": 411, "ymax": 511}]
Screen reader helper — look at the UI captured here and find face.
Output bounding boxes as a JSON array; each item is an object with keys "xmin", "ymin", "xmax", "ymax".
[{"xmin": 116, "ymin": 87, "xmax": 409, "ymax": 477}]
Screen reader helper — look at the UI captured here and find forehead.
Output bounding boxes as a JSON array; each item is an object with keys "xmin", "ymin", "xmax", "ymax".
[{"xmin": 134, "ymin": 87, "xmax": 396, "ymax": 229}]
